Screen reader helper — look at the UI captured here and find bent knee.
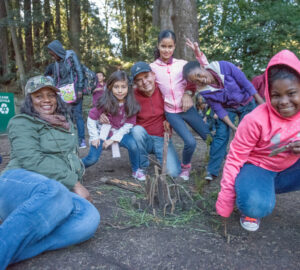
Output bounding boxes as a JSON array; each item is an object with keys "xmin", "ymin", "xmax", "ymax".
[
  {"xmin": 237, "ymin": 190, "xmax": 275, "ymax": 218},
  {"xmin": 131, "ymin": 125, "xmax": 147, "ymax": 138}
]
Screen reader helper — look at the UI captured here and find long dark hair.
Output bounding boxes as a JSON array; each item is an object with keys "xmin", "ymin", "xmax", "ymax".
[
  {"xmin": 154, "ymin": 30, "xmax": 176, "ymax": 60},
  {"xmin": 268, "ymin": 65, "xmax": 300, "ymax": 90},
  {"xmin": 20, "ymin": 92, "xmax": 71, "ymax": 119},
  {"xmin": 97, "ymin": 70, "xmax": 140, "ymax": 117}
]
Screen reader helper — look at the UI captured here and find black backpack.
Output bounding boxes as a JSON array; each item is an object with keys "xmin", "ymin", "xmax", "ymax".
[
  {"xmin": 81, "ymin": 64, "xmax": 98, "ymax": 95},
  {"xmin": 64, "ymin": 50, "xmax": 98, "ymax": 95}
]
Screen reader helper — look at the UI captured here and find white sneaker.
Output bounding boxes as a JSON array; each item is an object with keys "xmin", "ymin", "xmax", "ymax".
[
  {"xmin": 240, "ymin": 214, "xmax": 261, "ymax": 232},
  {"xmin": 132, "ymin": 169, "xmax": 146, "ymax": 181}
]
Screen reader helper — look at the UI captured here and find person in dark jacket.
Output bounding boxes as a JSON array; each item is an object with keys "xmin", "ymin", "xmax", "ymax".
[
  {"xmin": 0, "ymin": 75, "xmax": 100, "ymax": 269},
  {"xmin": 47, "ymin": 40, "xmax": 86, "ymax": 148}
]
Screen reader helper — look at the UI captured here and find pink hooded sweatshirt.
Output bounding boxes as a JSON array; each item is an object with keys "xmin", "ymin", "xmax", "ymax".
[
  {"xmin": 216, "ymin": 50, "xmax": 300, "ymax": 218},
  {"xmin": 150, "ymin": 54, "xmax": 208, "ymax": 113}
]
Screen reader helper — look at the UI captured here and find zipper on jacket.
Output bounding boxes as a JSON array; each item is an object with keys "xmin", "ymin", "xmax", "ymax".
[{"xmin": 167, "ymin": 64, "xmax": 177, "ymax": 113}]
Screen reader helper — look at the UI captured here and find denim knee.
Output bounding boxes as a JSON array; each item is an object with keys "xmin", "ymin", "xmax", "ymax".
[
  {"xmin": 82, "ymin": 156, "xmax": 98, "ymax": 168},
  {"xmin": 131, "ymin": 125, "xmax": 147, "ymax": 140},
  {"xmin": 185, "ymin": 136, "xmax": 196, "ymax": 151},
  {"xmin": 71, "ymin": 197, "xmax": 100, "ymax": 243},
  {"xmin": 236, "ymin": 189, "xmax": 276, "ymax": 218}
]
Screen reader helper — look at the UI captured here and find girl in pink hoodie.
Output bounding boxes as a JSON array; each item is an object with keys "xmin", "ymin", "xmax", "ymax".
[
  {"xmin": 150, "ymin": 30, "xmax": 210, "ymax": 181},
  {"xmin": 216, "ymin": 50, "xmax": 300, "ymax": 232}
]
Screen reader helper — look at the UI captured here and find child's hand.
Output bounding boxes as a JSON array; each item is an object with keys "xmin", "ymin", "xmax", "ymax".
[
  {"xmin": 288, "ymin": 141, "xmax": 300, "ymax": 155},
  {"xmin": 91, "ymin": 139, "xmax": 100, "ymax": 148},
  {"xmin": 163, "ymin": 120, "xmax": 171, "ymax": 134},
  {"xmin": 182, "ymin": 93, "xmax": 194, "ymax": 112},
  {"xmin": 99, "ymin": 113, "xmax": 110, "ymax": 124},
  {"xmin": 103, "ymin": 139, "xmax": 114, "ymax": 149},
  {"xmin": 185, "ymin": 38, "xmax": 201, "ymax": 58}
]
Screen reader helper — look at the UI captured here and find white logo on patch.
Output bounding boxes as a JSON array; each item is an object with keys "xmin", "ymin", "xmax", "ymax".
[{"xmin": 0, "ymin": 103, "xmax": 9, "ymax": 114}]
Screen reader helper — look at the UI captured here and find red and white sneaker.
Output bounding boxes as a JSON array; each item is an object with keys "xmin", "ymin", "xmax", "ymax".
[
  {"xmin": 240, "ymin": 214, "xmax": 261, "ymax": 232},
  {"xmin": 132, "ymin": 169, "xmax": 146, "ymax": 181},
  {"xmin": 179, "ymin": 163, "xmax": 191, "ymax": 181}
]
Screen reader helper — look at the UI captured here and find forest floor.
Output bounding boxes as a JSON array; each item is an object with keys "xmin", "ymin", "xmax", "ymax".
[{"xmin": 1, "ymin": 109, "xmax": 300, "ymax": 269}]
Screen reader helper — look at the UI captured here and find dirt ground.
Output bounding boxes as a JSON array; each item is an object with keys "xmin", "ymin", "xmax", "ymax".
[{"xmin": 1, "ymin": 129, "xmax": 300, "ymax": 270}]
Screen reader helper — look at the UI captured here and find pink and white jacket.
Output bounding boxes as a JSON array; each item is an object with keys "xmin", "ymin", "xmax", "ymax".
[
  {"xmin": 150, "ymin": 54, "xmax": 208, "ymax": 113},
  {"xmin": 216, "ymin": 49, "xmax": 300, "ymax": 217}
]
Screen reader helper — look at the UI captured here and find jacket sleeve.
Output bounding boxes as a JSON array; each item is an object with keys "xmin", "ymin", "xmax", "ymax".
[
  {"xmin": 196, "ymin": 52, "xmax": 209, "ymax": 67},
  {"xmin": 216, "ymin": 114, "xmax": 261, "ymax": 217},
  {"xmin": 205, "ymin": 98, "xmax": 228, "ymax": 119},
  {"xmin": 71, "ymin": 52, "xmax": 84, "ymax": 91},
  {"xmin": 8, "ymin": 117, "xmax": 79, "ymax": 189},
  {"xmin": 110, "ymin": 123, "xmax": 134, "ymax": 142},
  {"xmin": 227, "ymin": 62, "xmax": 257, "ymax": 96},
  {"xmin": 87, "ymin": 117, "xmax": 100, "ymax": 141}
]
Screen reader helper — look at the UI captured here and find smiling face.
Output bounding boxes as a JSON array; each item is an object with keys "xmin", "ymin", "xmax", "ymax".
[
  {"xmin": 187, "ymin": 66, "xmax": 215, "ymax": 87},
  {"xmin": 31, "ymin": 87, "xmax": 58, "ymax": 115},
  {"xmin": 111, "ymin": 80, "xmax": 128, "ymax": 102},
  {"xmin": 158, "ymin": 38, "xmax": 176, "ymax": 63},
  {"xmin": 134, "ymin": 71, "xmax": 156, "ymax": 96},
  {"xmin": 270, "ymin": 78, "xmax": 300, "ymax": 117}
]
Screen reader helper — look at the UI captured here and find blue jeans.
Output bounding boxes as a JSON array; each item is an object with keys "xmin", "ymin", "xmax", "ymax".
[
  {"xmin": 235, "ymin": 159, "xmax": 300, "ymax": 218},
  {"xmin": 207, "ymin": 100, "xmax": 256, "ymax": 176},
  {"xmin": 82, "ymin": 133, "xmax": 140, "ymax": 172},
  {"xmin": 131, "ymin": 125, "xmax": 181, "ymax": 177},
  {"xmin": 165, "ymin": 107, "xmax": 210, "ymax": 165},
  {"xmin": 0, "ymin": 169, "xmax": 100, "ymax": 269},
  {"xmin": 71, "ymin": 98, "xmax": 85, "ymax": 142}
]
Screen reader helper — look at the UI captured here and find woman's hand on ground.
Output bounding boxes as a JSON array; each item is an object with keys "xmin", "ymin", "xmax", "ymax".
[
  {"xmin": 73, "ymin": 182, "xmax": 92, "ymax": 202},
  {"xmin": 91, "ymin": 139, "xmax": 100, "ymax": 148}
]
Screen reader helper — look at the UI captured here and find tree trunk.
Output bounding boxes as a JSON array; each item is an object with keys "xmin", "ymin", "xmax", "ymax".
[
  {"xmin": 0, "ymin": 0, "xmax": 10, "ymax": 76},
  {"xmin": 4, "ymin": 0, "xmax": 26, "ymax": 94},
  {"xmin": 15, "ymin": 0, "xmax": 24, "ymax": 62},
  {"xmin": 154, "ymin": 0, "xmax": 199, "ymax": 60},
  {"xmin": 55, "ymin": 0, "xmax": 62, "ymax": 40},
  {"xmin": 24, "ymin": 0, "xmax": 34, "ymax": 69},
  {"xmin": 69, "ymin": 0, "xmax": 81, "ymax": 57},
  {"xmin": 32, "ymin": 0, "xmax": 42, "ymax": 66},
  {"xmin": 44, "ymin": 0, "xmax": 52, "ymax": 48}
]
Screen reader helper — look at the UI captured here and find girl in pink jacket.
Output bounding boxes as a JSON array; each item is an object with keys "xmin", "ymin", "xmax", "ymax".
[
  {"xmin": 150, "ymin": 30, "xmax": 210, "ymax": 181},
  {"xmin": 216, "ymin": 50, "xmax": 300, "ymax": 232}
]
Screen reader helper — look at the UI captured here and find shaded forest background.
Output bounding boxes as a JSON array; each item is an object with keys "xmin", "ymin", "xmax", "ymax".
[{"xmin": 0, "ymin": 0, "xmax": 299, "ymax": 95}]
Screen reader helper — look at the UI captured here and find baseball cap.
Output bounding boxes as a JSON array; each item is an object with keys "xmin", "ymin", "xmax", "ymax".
[
  {"xmin": 25, "ymin": 75, "xmax": 59, "ymax": 95},
  {"xmin": 130, "ymin": 62, "xmax": 152, "ymax": 80}
]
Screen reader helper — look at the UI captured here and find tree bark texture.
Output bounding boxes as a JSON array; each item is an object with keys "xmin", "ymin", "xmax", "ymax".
[
  {"xmin": 55, "ymin": 0, "xmax": 62, "ymax": 40},
  {"xmin": 32, "ymin": 0, "xmax": 42, "ymax": 65},
  {"xmin": 43, "ymin": 0, "xmax": 52, "ymax": 48},
  {"xmin": 153, "ymin": 0, "xmax": 199, "ymax": 60},
  {"xmin": 0, "ymin": 0, "xmax": 10, "ymax": 76},
  {"xmin": 4, "ymin": 0, "xmax": 26, "ymax": 94},
  {"xmin": 24, "ymin": 0, "xmax": 34, "ymax": 69},
  {"xmin": 70, "ymin": 0, "xmax": 81, "ymax": 57}
]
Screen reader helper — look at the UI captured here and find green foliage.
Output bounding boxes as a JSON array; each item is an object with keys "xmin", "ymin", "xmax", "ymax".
[{"xmin": 197, "ymin": 0, "xmax": 300, "ymax": 78}]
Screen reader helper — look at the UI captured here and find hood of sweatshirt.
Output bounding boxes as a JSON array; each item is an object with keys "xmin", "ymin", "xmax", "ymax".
[
  {"xmin": 47, "ymin": 40, "xmax": 66, "ymax": 59},
  {"xmin": 265, "ymin": 49, "xmax": 300, "ymax": 122}
]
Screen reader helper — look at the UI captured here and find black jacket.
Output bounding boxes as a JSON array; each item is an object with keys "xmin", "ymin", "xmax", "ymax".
[{"xmin": 47, "ymin": 40, "xmax": 84, "ymax": 96}]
